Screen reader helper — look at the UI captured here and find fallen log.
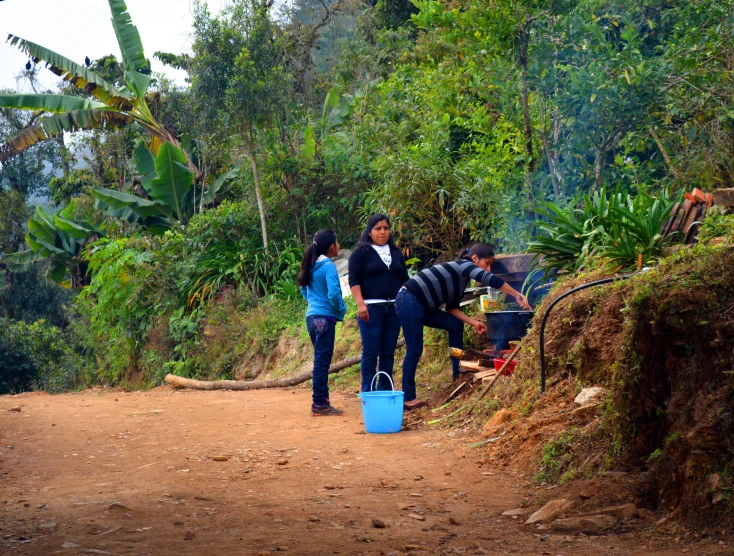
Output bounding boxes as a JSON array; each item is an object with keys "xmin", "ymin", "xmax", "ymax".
[{"xmin": 164, "ymin": 339, "xmax": 406, "ymax": 391}]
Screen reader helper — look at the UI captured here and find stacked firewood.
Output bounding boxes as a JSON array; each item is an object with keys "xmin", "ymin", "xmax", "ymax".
[{"xmin": 662, "ymin": 188, "xmax": 714, "ymax": 244}]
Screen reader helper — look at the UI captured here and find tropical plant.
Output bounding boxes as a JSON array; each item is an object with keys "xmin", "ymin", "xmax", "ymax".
[
  {"xmin": 0, "ymin": 0, "xmax": 186, "ymax": 166},
  {"xmin": 90, "ymin": 142, "xmax": 238, "ymax": 233},
  {"xmin": 186, "ymin": 240, "xmax": 302, "ymax": 307},
  {"xmin": 528, "ymin": 187, "xmax": 679, "ymax": 278},
  {"xmin": 3, "ymin": 201, "xmax": 102, "ymax": 288}
]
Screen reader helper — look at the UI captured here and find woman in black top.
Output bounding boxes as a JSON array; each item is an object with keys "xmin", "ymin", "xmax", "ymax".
[
  {"xmin": 349, "ymin": 214, "xmax": 409, "ymax": 392},
  {"xmin": 396, "ymin": 244, "xmax": 530, "ymax": 409}
]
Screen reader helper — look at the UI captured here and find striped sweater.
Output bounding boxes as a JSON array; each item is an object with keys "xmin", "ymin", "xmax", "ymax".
[{"xmin": 403, "ymin": 259, "xmax": 505, "ymax": 311}]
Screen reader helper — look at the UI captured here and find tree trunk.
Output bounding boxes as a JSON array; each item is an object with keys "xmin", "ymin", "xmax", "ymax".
[
  {"xmin": 519, "ymin": 17, "xmax": 535, "ymax": 217},
  {"xmin": 164, "ymin": 340, "xmax": 405, "ymax": 391},
  {"xmin": 247, "ymin": 121, "xmax": 269, "ymax": 253},
  {"xmin": 593, "ymin": 147, "xmax": 605, "ymax": 193}
]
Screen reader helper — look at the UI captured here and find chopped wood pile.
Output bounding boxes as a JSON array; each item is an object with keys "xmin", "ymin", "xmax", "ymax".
[{"xmin": 662, "ymin": 188, "xmax": 713, "ymax": 244}]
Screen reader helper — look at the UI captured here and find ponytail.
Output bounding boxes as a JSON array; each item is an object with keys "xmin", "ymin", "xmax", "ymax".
[
  {"xmin": 458, "ymin": 243, "xmax": 495, "ymax": 262},
  {"xmin": 298, "ymin": 229, "xmax": 338, "ymax": 287}
]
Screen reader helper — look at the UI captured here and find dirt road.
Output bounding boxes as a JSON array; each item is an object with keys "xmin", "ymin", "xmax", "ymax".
[{"xmin": 0, "ymin": 388, "xmax": 729, "ymax": 555}]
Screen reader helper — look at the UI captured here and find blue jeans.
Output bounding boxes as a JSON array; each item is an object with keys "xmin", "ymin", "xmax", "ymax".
[
  {"xmin": 395, "ymin": 289, "xmax": 464, "ymax": 401},
  {"xmin": 306, "ymin": 316, "xmax": 336, "ymax": 406},
  {"xmin": 358, "ymin": 304, "xmax": 402, "ymax": 392}
]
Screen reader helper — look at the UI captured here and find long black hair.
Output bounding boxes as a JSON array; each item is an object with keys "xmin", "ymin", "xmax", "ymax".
[
  {"xmin": 357, "ymin": 213, "xmax": 395, "ymax": 249},
  {"xmin": 298, "ymin": 229, "xmax": 338, "ymax": 287},
  {"xmin": 458, "ymin": 243, "xmax": 495, "ymax": 262}
]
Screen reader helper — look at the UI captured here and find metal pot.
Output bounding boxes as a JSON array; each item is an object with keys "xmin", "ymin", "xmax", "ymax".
[{"xmin": 485, "ymin": 311, "xmax": 534, "ymax": 349}]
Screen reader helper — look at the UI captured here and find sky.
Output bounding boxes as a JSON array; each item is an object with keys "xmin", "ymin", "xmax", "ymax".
[{"xmin": 0, "ymin": 0, "xmax": 227, "ymax": 92}]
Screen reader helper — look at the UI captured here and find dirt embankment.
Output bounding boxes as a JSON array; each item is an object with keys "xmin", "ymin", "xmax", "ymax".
[{"xmin": 475, "ymin": 244, "xmax": 734, "ymax": 529}]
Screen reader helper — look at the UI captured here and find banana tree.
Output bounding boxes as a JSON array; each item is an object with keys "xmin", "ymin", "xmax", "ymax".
[
  {"xmin": 91, "ymin": 142, "xmax": 238, "ymax": 234},
  {"xmin": 3, "ymin": 202, "xmax": 102, "ymax": 288},
  {"xmin": 0, "ymin": 0, "xmax": 185, "ymax": 168}
]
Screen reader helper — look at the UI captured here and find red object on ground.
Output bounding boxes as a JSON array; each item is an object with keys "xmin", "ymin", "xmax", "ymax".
[{"xmin": 493, "ymin": 357, "xmax": 517, "ymax": 375}]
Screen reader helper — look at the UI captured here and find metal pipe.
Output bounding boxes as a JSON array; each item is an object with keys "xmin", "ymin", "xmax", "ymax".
[{"xmin": 538, "ymin": 272, "xmax": 640, "ymax": 392}]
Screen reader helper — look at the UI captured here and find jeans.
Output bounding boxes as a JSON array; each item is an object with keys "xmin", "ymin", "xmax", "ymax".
[
  {"xmin": 395, "ymin": 289, "xmax": 464, "ymax": 401},
  {"xmin": 306, "ymin": 315, "xmax": 336, "ymax": 406},
  {"xmin": 358, "ymin": 304, "xmax": 402, "ymax": 392}
]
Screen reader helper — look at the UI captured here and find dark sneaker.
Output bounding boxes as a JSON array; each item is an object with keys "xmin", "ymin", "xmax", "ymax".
[{"xmin": 311, "ymin": 403, "xmax": 344, "ymax": 416}]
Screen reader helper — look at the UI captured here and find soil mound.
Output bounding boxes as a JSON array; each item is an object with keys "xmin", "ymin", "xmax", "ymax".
[{"xmin": 480, "ymin": 244, "xmax": 734, "ymax": 527}]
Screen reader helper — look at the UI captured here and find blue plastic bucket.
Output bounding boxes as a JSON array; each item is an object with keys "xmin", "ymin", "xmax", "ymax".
[{"xmin": 357, "ymin": 372, "xmax": 404, "ymax": 434}]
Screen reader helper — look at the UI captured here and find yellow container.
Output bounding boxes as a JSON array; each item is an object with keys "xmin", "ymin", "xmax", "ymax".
[{"xmin": 480, "ymin": 295, "xmax": 499, "ymax": 312}]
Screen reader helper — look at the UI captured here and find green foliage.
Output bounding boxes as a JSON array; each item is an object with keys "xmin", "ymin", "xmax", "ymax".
[
  {"xmin": 698, "ymin": 211, "xmax": 734, "ymax": 242},
  {"xmin": 0, "ymin": 265, "xmax": 74, "ymax": 327},
  {"xmin": 75, "ymin": 237, "xmax": 167, "ymax": 383},
  {"xmin": 529, "ymin": 187, "xmax": 678, "ymax": 278},
  {"xmin": 536, "ymin": 428, "xmax": 579, "ymax": 484},
  {"xmin": 4, "ymin": 201, "xmax": 101, "ymax": 288},
  {"xmin": 0, "ymin": 318, "xmax": 75, "ymax": 394}
]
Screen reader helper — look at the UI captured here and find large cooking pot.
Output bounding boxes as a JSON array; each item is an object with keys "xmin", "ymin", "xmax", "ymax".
[{"xmin": 485, "ymin": 311, "xmax": 534, "ymax": 349}]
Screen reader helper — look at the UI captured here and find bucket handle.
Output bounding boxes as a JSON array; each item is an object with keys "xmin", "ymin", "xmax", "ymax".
[{"xmin": 370, "ymin": 371, "xmax": 395, "ymax": 394}]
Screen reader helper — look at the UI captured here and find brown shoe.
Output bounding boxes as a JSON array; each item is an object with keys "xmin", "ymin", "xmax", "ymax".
[{"xmin": 403, "ymin": 399, "xmax": 427, "ymax": 411}]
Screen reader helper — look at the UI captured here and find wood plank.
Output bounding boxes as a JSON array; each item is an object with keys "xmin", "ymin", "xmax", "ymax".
[
  {"xmin": 705, "ymin": 192, "xmax": 714, "ymax": 208},
  {"xmin": 474, "ymin": 370, "xmax": 498, "ymax": 382},
  {"xmin": 661, "ymin": 201, "xmax": 680, "ymax": 237},
  {"xmin": 686, "ymin": 204, "xmax": 707, "ymax": 244},
  {"xmin": 681, "ymin": 202, "xmax": 701, "ymax": 240},
  {"xmin": 670, "ymin": 200, "xmax": 691, "ymax": 238}
]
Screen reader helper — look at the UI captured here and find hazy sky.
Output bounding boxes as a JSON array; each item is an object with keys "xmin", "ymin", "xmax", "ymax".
[{"xmin": 0, "ymin": 0, "xmax": 227, "ymax": 92}]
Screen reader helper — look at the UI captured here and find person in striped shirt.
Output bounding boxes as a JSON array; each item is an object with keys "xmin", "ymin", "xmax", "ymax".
[{"xmin": 395, "ymin": 244, "xmax": 530, "ymax": 409}]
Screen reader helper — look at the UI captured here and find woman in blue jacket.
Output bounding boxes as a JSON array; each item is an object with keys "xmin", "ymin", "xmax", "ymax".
[{"xmin": 299, "ymin": 229, "xmax": 347, "ymax": 416}]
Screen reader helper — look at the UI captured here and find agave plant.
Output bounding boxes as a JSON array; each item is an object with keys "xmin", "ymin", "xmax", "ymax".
[
  {"xmin": 528, "ymin": 186, "xmax": 679, "ymax": 279},
  {"xmin": 602, "ymin": 190, "xmax": 678, "ymax": 270},
  {"xmin": 3, "ymin": 201, "xmax": 102, "ymax": 288},
  {"xmin": 0, "ymin": 0, "xmax": 183, "ymax": 165}
]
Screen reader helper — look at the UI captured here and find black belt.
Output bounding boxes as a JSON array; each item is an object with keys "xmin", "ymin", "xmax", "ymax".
[{"xmin": 367, "ymin": 301, "xmax": 395, "ymax": 307}]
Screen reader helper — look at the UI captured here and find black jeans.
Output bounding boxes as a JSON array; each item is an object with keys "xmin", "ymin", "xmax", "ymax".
[
  {"xmin": 306, "ymin": 316, "xmax": 336, "ymax": 406},
  {"xmin": 395, "ymin": 289, "xmax": 464, "ymax": 401},
  {"xmin": 358, "ymin": 304, "xmax": 401, "ymax": 392}
]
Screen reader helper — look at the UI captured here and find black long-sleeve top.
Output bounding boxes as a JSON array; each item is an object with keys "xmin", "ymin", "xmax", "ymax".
[
  {"xmin": 348, "ymin": 244, "xmax": 409, "ymax": 301},
  {"xmin": 403, "ymin": 259, "xmax": 505, "ymax": 310}
]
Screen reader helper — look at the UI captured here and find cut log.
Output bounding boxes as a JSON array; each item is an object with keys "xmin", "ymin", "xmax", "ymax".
[
  {"xmin": 706, "ymin": 193, "xmax": 714, "ymax": 208},
  {"xmin": 165, "ymin": 339, "xmax": 404, "ymax": 391}
]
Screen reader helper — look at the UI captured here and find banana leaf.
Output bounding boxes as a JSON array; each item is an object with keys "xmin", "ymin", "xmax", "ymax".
[
  {"xmin": 0, "ymin": 110, "xmax": 133, "ymax": 163},
  {"xmin": 148, "ymin": 142, "xmax": 195, "ymax": 219},
  {"xmin": 133, "ymin": 143, "xmax": 157, "ymax": 195},
  {"xmin": 6, "ymin": 35, "xmax": 133, "ymax": 108},
  {"xmin": 3, "ymin": 249, "xmax": 41, "ymax": 272},
  {"xmin": 108, "ymin": 0, "xmax": 148, "ymax": 72},
  {"xmin": 0, "ymin": 93, "xmax": 108, "ymax": 113},
  {"xmin": 201, "ymin": 167, "xmax": 240, "ymax": 205},
  {"xmin": 91, "ymin": 187, "xmax": 173, "ymax": 219}
]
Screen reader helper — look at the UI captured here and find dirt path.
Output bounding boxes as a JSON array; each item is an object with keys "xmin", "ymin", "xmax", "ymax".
[{"xmin": 0, "ymin": 388, "xmax": 729, "ymax": 555}]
